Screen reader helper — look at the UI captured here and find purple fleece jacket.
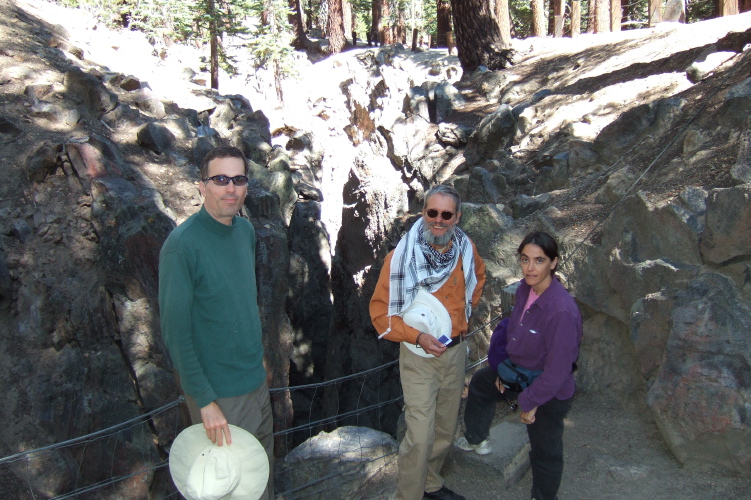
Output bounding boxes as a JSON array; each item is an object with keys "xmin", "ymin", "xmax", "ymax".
[
  {"xmin": 505, "ymin": 277, "xmax": 582, "ymax": 412},
  {"xmin": 487, "ymin": 317, "xmax": 510, "ymax": 371}
]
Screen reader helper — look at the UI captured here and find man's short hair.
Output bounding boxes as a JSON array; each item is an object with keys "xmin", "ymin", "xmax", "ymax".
[
  {"xmin": 199, "ymin": 146, "xmax": 249, "ymax": 180},
  {"xmin": 423, "ymin": 185, "xmax": 461, "ymax": 214}
]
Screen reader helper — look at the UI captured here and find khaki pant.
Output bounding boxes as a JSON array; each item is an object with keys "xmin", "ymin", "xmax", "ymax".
[
  {"xmin": 186, "ymin": 381, "xmax": 275, "ymax": 500},
  {"xmin": 396, "ymin": 342, "xmax": 467, "ymax": 500}
]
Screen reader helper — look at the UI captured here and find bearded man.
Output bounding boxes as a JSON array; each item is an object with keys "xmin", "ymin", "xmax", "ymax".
[{"xmin": 370, "ymin": 185, "xmax": 486, "ymax": 500}]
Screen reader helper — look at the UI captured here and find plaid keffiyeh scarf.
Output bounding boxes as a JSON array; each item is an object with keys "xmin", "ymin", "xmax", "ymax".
[{"xmin": 386, "ymin": 218, "xmax": 478, "ymax": 323}]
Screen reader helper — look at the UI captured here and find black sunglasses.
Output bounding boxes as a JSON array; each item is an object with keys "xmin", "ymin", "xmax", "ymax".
[
  {"xmin": 203, "ymin": 175, "xmax": 249, "ymax": 186},
  {"xmin": 426, "ymin": 209, "xmax": 455, "ymax": 220}
]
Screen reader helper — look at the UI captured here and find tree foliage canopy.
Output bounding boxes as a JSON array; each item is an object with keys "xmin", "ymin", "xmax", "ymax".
[{"xmin": 55, "ymin": 0, "xmax": 732, "ymax": 73}]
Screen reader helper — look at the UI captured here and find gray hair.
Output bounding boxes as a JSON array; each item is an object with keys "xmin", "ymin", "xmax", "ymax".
[{"xmin": 423, "ymin": 185, "xmax": 461, "ymax": 214}]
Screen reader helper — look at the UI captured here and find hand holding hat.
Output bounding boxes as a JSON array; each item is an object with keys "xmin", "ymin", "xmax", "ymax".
[
  {"xmin": 169, "ymin": 424, "xmax": 269, "ymax": 500},
  {"xmin": 401, "ymin": 289, "xmax": 452, "ymax": 358}
]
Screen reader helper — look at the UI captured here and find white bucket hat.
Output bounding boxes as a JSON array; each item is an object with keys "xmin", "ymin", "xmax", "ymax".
[
  {"xmin": 169, "ymin": 424, "xmax": 269, "ymax": 500},
  {"xmin": 401, "ymin": 288, "xmax": 452, "ymax": 358}
]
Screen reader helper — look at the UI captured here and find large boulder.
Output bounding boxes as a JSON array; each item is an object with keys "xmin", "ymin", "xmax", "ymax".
[
  {"xmin": 686, "ymin": 46, "xmax": 737, "ymax": 83},
  {"xmin": 472, "ymin": 69, "xmax": 510, "ymax": 103},
  {"xmin": 434, "ymin": 81, "xmax": 465, "ymax": 123},
  {"xmin": 405, "ymin": 86, "xmax": 430, "ymax": 122},
  {"xmin": 645, "ymin": 273, "xmax": 751, "ymax": 475},
  {"xmin": 577, "ymin": 311, "xmax": 645, "ymax": 399},
  {"xmin": 461, "ymin": 167, "xmax": 507, "ymax": 204},
  {"xmin": 699, "ymin": 185, "xmax": 751, "ymax": 265},
  {"xmin": 463, "ymin": 104, "xmax": 517, "ymax": 167},
  {"xmin": 570, "ymin": 190, "xmax": 704, "ymax": 324},
  {"xmin": 718, "ymin": 77, "xmax": 751, "ymax": 129},
  {"xmin": 509, "ymin": 193, "xmax": 551, "ymax": 220},
  {"xmin": 137, "ymin": 122, "xmax": 176, "ymax": 155},
  {"xmin": 25, "ymin": 141, "xmax": 61, "ymax": 182},
  {"xmin": 63, "ymin": 67, "xmax": 118, "ymax": 116},
  {"xmin": 247, "ymin": 159, "xmax": 297, "ymax": 226},
  {"xmin": 277, "ymin": 426, "xmax": 398, "ymax": 499},
  {"xmin": 455, "ymin": 202, "xmax": 518, "ymax": 284},
  {"xmin": 592, "ymin": 97, "xmax": 686, "ymax": 165},
  {"xmin": 209, "ymin": 94, "xmax": 254, "ymax": 136},
  {"xmin": 231, "ymin": 117, "xmax": 274, "ymax": 164},
  {"xmin": 133, "ymin": 87, "xmax": 166, "ymax": 119},
  {"xmin": 630, "ymin": 287, "xmax": 677, "ymax": 386},
  {"xmin": 437, "ymin": 122, "xmax": 473, "ymax": 147}
]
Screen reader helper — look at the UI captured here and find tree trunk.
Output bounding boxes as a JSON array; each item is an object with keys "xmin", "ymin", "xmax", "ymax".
[
  {"xmin": 437, "ymin": 0, "xmax": 452, "ymax": 47},
  {"xmin": 397, "ymin": 5, "xmax": 406, "ymax": 43},
  {"xmin": 451, "ymin": 0, "xmax": 512, "ymax": 72},
  {"xmin": 209, "ymin": 0, "xmax": 219, "ymax": 89},
  {"xmin": 343, "ymin": 0, "xmax": 352, "ymax": 40},
  {"xmin": 372, "ymin": 0, "xmax": 383, "ymax": 44},
  {"xmin": 548, "ymin": 2, "xmax": 555, "ymax": 35},
  {"xmin": 719, "ymin": 0, "xmax": 739, "ymax": 15},
  {"xmin": 595, "ymin": 0, "xmax": 610, "ymax": 33},
  {"xmin": 495, "ymin": 0, "xmax": 512, "ymax": 46},
  {"xmin": 553, "ymin": 0, "xmax": 564, "ymax": 37},
  {"xmin": 610, "ymin": 0, "xmax": 621, "ymax": 30},
  {"xmin": 588, "ymin": 0, "xmax": 597, "ymax": 32},
  {"xmin": 648, "ymin": 0, "xmax": 662, "ymax": 26},
  {"xmin": 352, "ymin": 7, "xmax": 357, "ymax": 44},
  {"xmin": 288, "ymin": 0, "xmax": 308, "ymax": 49},
  {"xmin": 531, "ymin": 0, "xmax": 546, "ymax": 37},
  {"xmin": 328, "ymin": 0, "xmax": 346, "ymax": 53},
  {"xmin": 382, "ymin": 0, "xmax": 391, "ymax": 44},
  {"xmin": 571, "ymin": 0, "xmax": 581, "ymax": 36},
  {"xmin": 669, "ymin": 1, "xmax": 687, "ymax": 23}
]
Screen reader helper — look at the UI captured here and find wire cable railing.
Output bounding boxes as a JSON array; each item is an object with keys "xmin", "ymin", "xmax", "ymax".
[{"xmin": 1, "ymin": 314, "xmax": 503, "ymax": 500}]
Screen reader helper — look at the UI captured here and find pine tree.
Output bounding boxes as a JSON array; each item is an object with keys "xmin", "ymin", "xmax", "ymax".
[{"xmin": 451, "ymin": 0, "xmax": 513, "ymax": 72}]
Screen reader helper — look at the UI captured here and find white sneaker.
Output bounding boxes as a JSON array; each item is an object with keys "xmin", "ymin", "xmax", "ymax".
[{"xmin": 455, "ymin": 436, "xmax": 492, "ymax": 455}]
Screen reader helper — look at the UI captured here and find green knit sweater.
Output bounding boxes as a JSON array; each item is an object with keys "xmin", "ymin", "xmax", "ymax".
[{"xmin": 159, "ymin": 206, "xmax": 265, "ymax": 408}]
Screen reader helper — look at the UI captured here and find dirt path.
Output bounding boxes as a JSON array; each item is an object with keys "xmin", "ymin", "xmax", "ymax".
[{"xmin": 444, "ymin": 390, "xmax": 751, "ymax": 499}]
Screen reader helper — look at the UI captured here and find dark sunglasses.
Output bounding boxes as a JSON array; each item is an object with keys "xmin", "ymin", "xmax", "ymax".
[
  {"xmin": 204, "ymin": 175, "xmax": 249, "ymax": 186},
  {"xmin": 426, "ymin": 209, "xmax": 455, "ymax": 220}
]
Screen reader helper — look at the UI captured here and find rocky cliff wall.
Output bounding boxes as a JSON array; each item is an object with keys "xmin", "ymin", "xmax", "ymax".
[{"xmin": 1, "ymin": 1, "xmax": 751, "ymax": 496}]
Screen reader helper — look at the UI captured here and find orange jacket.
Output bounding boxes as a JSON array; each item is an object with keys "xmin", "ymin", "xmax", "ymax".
[{"xmin": 370, "ymin": 241, "xmax": 486, "ymax": 344}]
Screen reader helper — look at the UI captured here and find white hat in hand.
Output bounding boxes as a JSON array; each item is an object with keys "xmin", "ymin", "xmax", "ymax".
[
  {"xmin": 401, "ymin": 288, "xmax": 452, "ymax": 358},
  {"xmin": 169, "ymin": 424, "xmax": 269, "ymax": 500}
]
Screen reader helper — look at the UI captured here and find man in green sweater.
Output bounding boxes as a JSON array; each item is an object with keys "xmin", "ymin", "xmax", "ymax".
[{"xmin": 159, "ymin": 145, "xmax": 273, "ymax": 499}]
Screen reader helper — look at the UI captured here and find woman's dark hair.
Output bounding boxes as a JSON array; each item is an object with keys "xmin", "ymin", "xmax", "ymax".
[{"xmin": 517, "ymin": 231, "xmax": 560, "ymax": 274}]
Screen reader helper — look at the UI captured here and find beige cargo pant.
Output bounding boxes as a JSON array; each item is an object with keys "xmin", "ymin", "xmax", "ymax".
[{"xmin": 396, "ymin": 341, "xmax": 467, "ymax": 500}]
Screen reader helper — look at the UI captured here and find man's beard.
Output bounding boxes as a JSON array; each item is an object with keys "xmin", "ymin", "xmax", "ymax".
[{"xmin": 422, "ymin": 223, "xmax": 455, "ymax": 246}]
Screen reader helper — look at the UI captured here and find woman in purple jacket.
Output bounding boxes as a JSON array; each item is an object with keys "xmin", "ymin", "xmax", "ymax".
[{"xmin": 456, "ymin": 231, "xmax": 582, "ymax": 500}]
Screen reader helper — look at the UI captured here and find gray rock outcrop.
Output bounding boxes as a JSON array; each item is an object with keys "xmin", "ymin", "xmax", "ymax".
[
  {"xmin": 3, "ymin": 6, "xmax": 751, "ymax": 498},
  {"xmin": 645, "ymin": 273, "xmax": 751, "ymax": 474},
  {"xmin": 277, "ymin": 426, "xmax": 398, "ymax": 499}
]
